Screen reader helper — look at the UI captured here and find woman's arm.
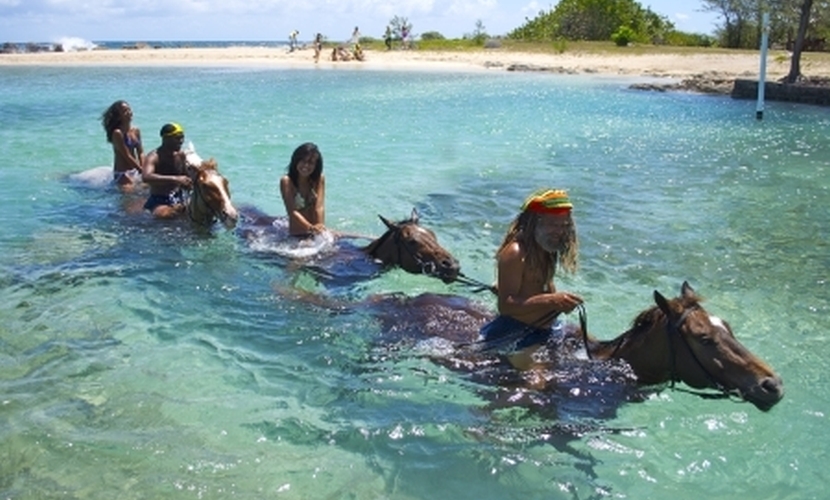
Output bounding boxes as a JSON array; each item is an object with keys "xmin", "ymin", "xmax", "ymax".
[
  {"xmin": 280, "ymin": 176, "xmax": 316, "ymax": 235},
  {"xmin": 311, "ymin": 175, "xmax": 326, "ymax": 231},
  {"xmin": 134, "ymin": 127, "xmax": 145, "ymax": 165}
]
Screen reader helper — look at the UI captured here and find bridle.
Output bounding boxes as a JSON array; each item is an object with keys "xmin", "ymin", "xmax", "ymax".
[{"xmin": 663, "ymin": 306, "xmax": 742, "ymax": 401}]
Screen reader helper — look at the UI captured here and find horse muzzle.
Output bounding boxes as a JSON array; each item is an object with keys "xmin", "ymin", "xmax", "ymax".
[
  {"xmin": 219, "ymin": 206, "xmax": 240, "ymax": 230},
  {"xmin": 742, "ymin": 374, "xmax": 784, "ymax": 411},
  {"xmin": 434, "ymin": 257, "xmax": 460, "ymax": 284}
]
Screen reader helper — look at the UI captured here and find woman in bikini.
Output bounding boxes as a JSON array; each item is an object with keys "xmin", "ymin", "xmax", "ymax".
[
  {"xmin": 279, "ymin": 142, "xmax": 326, "ymax": 237},
  {"xmin": 101, "ymin": 100, "xmax": 144, "ymax": 192}
]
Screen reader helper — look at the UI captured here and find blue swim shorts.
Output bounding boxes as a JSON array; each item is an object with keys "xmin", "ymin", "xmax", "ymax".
[
  {"xmin": 477, "ymin": 315, "xmax": 563, "ymax": 353},
  {"xmin": 144, "ymin": 189, "xmax": 187, "ymax": 212}
]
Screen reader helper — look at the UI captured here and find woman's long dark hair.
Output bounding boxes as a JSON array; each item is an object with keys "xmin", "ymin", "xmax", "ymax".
[
  {"xmin": 287, "ymin": 142, "xmax": 323, "ymax": 191},
  {"xmin": 101, "ymin": 100, "xmax": 129, "ymax": 143}
]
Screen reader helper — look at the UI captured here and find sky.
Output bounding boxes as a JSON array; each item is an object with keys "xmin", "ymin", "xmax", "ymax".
[{"xmin": 0, "ymin": 0, "xmax": 722, "ymax": 44}]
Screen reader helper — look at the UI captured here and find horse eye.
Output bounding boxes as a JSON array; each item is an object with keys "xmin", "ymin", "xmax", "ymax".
[{"xmin": 698, "ymin": 335, "xmax": 715, "ymax": 346}]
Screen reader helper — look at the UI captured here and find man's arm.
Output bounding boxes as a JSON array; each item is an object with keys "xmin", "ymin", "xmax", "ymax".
[
  {"xmin": 142, "ymin": 151, "xmax": 190, "ymax": 188},
  {"xmin": 496, "ymin": 242, "xmax": 581, "ymax": 322}
]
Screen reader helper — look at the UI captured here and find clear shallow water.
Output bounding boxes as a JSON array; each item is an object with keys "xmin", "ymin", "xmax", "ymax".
[{"xmin": 1, "ymin": 64, "xmax": 828, "ymax": 499}]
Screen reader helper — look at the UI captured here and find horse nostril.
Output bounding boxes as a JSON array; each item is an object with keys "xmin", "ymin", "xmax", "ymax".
[
  {"xmin": 760, "ymin": 377, "xmax": 782, "ymax": 395},
  {"xmin": 442, "ymin": 259, "xmax": 458, "ymax": 270}
]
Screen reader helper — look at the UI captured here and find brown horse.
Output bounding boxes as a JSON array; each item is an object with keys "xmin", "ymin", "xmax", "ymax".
[
  {"xmin": 238, "ymin": 207, "xmax": 460, "ymax": 285},
  {"xmin": 352, "ymin": 282, "xmax": 783, "ymax": 412},
  {"xmin": 360, "ymin": 210, "xmax": 459, "ymax": 283},
  {"xmin": 184, "ymin": 158, "xmax": 238, "ymax": 230},
  {"xmin": 584, "ymin": 281, "xmax": 783, "ymax": 410}
]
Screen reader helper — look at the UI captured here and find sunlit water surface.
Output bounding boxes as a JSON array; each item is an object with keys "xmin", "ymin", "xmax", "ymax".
[{"xmin": 1, "ymin": 64, "xmax": 828, "ymax": 499}]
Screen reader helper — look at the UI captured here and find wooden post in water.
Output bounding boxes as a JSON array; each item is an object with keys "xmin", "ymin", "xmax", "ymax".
[{"xmin": 757, "ymin": 12, "xmax": 770, "ymax": 120}]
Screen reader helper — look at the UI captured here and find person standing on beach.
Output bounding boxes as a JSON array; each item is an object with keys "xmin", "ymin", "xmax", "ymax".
[
  {"xmin": 477, "ymin": 189, "xmax": 583, "ymax": 370},
  {"xmin": 280, "ymin": 142, "xmax": 326, "ymax": 237},
  {"xmin": 384, "ymin": 26, "xmax": 392, "ymax": 50},
  {"xmin": 401, "ymin": 25, "xmax": 410, "ymax": 50},
  {"xmin": 141, "ymin": 123, "xmax": 192, "ymax": 219},
  {"xmin": 313, "ymin": 33, "xmax": 323, "ymax": 63},
  {"xmin": 289, "ymin": 30, "xmax": 299, "ymax": 52},
  {"xmin": 102, "ymin": 100, "xmax": 144, "ymax": 192},
  {"xmin": 350, "ymin": 26, "xmax": 361, "ymax": 47}
]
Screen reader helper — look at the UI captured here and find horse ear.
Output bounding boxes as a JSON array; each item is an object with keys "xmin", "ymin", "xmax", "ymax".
[
  {"xmin": 410, "ymin": 208, "xmax": 419, "ymax": 224},
  {"xmin": 681, "ymin": 281, "xmax": 695, "ymax": 299},
  {"xmin": 378, "ymin": 214, "xmax": 396, "ymax": 230},
  {"xmin": 654, "ymin": 290, "xmax": 671, "ymax": 316}
]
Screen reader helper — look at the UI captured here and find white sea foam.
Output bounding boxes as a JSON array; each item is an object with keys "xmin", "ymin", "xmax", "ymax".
[{"xmin": 55, "ymin": 37, "xmax": 97, "ymax": 52}]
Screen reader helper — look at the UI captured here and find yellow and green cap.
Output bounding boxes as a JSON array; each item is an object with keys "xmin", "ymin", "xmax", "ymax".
[
  {"xmin": 521, "ymin": 189, "xmax": 573, "ymax": 214},
  {"xmin": 160, "ymin": 122, "xmax": 184, "ymax": 137}
]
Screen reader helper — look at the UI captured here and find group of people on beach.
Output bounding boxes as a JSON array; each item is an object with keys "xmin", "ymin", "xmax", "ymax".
[{"xmin": 101, "ymin": 99, "xmax": 583, "ymax": 371}]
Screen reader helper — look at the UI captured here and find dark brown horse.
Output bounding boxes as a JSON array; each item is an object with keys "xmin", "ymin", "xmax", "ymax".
[
  {"xmin": 238, "ymin": 207, "xmax": 460, "ymax": 284},
  {"xmin": 352, "ymin": 282, "xmax": 784, "ymax": 412},
  {"xmin": 583, "ymin": 281, "xmax": 783, "ymax": 410},
  {"xmin": 359, "ymin": 210, "xmax": 459, "ymax": 283},
  {"xmin": 185, "ymin": 158, "xmax": 239, "ymax": 229}
]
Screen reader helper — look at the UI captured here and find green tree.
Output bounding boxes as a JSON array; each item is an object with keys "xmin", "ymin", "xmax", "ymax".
[
  {"xmin": 702, "ymin": 0, "xmax": 829, "ymax": 49},
  {"xmin": 468, "ymin": 19, "xmax": 488, "ymax": 45},
  {"xmin": 388, "ymin": 16, "xmax": 413, "ymax": 41},
  {"xmin": 507, "ymin": 0, "xmax": 674, "ymax": 44}
]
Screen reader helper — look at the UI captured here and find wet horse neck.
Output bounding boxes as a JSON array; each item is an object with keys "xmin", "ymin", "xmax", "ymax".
[
  {"xmin": 363, "ymin": 227, "xmax": 400, "ymax": 264},
  {"xmin": 588, "ymin": 309, "xmax": 674, "ymax": 385}
]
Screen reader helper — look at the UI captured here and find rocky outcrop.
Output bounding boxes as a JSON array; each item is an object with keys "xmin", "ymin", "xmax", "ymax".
[
  {"xmin": 630, "ymin": 76, "xmax": 734, "ymax": 94},
  {"xmin": 731, "ymin": 78, "xmax": 830, "ymax": 106}
]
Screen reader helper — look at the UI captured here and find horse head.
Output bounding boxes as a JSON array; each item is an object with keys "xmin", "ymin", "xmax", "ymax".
[
  {"xmin": 185, "ymin": 158, "xmax": 239, "ymax": 230},
  {"xmin": 362, "ymin": 209, "xmax": 460, "ymax": 283},
  {"xmin": 595, "ymin": 282, "xmax": 783, "ymax": 411}
]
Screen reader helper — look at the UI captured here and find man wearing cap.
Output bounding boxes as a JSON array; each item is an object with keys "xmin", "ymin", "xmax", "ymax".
[
  {"xmin": 478, "ymin": 189, "xmax": 583, "ymax": 370},
  {"xmin": 141, "ymin": 123, "xmax": 192, "ymax": 218}
]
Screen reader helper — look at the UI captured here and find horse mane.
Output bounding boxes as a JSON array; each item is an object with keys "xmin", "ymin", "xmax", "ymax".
[
  {"xmin": 199, "ymin": 158, "xmax": 218, "ymax": 171},
  {"xmin": 602, "ymin": 289, "xmax": 705, "ymax": 352},
  {"xmin": 362, "ymin": 216, "xmax": 416, "ymax": 257}
]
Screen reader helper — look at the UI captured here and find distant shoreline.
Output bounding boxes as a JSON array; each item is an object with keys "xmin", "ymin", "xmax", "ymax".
[{"xmin": 1, "ymin": 45, "xmax": 825, "ymax": 83}]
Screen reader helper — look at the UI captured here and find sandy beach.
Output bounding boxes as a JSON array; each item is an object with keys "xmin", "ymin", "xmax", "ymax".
[{"xmin": 3, "ymin": 45, "xmax": 827, "ymax": 81}]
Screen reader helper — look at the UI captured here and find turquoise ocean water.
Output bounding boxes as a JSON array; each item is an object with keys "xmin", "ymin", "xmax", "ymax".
[{"xmin": 1, "ymin": 61, "xmax": 829, "ymax": 499}]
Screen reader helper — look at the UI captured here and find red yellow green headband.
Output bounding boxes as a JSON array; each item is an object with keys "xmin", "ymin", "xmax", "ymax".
[{"xmin": 522, "ymin": 189, "xmax": 573, "ymax": 214}]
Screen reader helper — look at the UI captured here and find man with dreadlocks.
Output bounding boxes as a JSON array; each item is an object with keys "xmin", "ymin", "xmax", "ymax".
[{"xmin": 478, "ymin": 189, "xmax": 583, "ymax": 370}]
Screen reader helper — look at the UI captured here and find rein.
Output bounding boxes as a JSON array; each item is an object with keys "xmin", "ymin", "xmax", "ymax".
[
  {"xmin": 664, "ymin": 307, "xmax": 742, "ymax": 401},
  {"xmin": 455, "ymin": 273, "xmax": 498, "ymax": 295},
  {"xmin": 577, "ymin": 303, "xmax": 590, "ymax": 360}
]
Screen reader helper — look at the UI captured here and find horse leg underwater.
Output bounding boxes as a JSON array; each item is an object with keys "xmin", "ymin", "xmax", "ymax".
[{"xmin": 585, "ymin": 282, "xmax": 784, "ymax": 411}]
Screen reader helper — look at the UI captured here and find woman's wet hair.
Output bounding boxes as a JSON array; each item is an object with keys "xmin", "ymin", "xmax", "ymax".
[
  {"xmin": 101, "ymin": 100, "xmax": 129, "ymax": 143},
  {"xmin": 287, "ymin": 142, "xmax": 323, "ymax": 189}
]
